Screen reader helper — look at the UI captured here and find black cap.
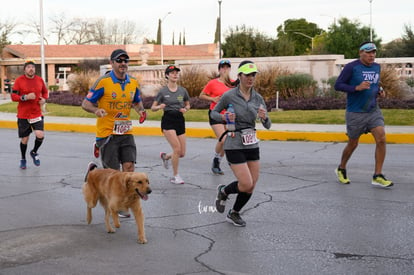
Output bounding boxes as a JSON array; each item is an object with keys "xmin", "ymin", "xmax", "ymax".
[
  {"xmin": 110, "ymin": 49, "xmax": 129, "ymax": 60},
  {"xmin": 165, "ymin": 65, "xmax": 181, "ymax": 76}
]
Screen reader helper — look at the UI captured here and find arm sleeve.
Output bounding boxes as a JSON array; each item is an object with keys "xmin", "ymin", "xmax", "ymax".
[{"xmin": 334, "ymin": 64, "xmax": 357, "ymax": 93}]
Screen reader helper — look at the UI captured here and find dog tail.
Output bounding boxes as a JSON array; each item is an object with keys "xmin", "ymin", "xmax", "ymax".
[{"xmin": 84, "ymin": 162, "xmax": 98, "ymax": 182}]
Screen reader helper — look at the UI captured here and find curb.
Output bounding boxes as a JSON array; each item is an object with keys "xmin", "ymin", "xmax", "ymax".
[{"xmin": 1, "ymin": 120, "xmax": 413, "ymax": 144}]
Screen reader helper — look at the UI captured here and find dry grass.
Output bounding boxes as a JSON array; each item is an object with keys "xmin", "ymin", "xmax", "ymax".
[
  {"xmin": 177, "ymin": 66, "xmax": 210, "ymax": 97},
  {"xmin": 380, "ymin": 65, "xmax": 403, "ymax": 99},
  {"xmin": 255, "ymin": 65, "xmax": 291, "ymax": 99},
  {"xmin": 67, "ymin": 70, "xmax": 100, "ymax": 96}
]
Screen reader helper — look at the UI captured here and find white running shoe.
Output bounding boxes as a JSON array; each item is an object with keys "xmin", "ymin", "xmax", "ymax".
[{"xmin": 170, "ymin": 175, "xmax": 184, "ymax": 184}]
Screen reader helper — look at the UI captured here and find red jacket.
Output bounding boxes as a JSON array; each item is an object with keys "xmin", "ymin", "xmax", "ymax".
[{"xmin": 11, "ymin": 75, "xmax": 49, "ymax": 119}]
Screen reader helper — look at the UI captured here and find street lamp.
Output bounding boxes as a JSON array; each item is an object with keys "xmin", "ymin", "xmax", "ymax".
[
  {"xmin": 293, "ymin": 32, "xmax": 314, "ymax": 53},
  {"xmin": 218, "ymin": 0, "xmax": 222, "ymax": 59},
  {"xmin": 160, "ymin": 11, "xmax": 172, "ymax": 65},
  {"xmin": 368, "ymin": 0, "xmax": 373, "ymax": 41},
  {"xmin": 39, "ymin": 0, "xmax": 46, "ymax": 82}
]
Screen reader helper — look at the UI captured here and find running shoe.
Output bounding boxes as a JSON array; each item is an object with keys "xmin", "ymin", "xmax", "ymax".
[
  {"xmin": 215, "ymin": 184, "xmax": 228, "ymax": 213},
  {"xmin": 226, "ymin": 210, "xmax": 246, "ymax": 227},
  {"xmin": 160, "ymin": 152, "xmax": 169, "ymax": 169},
  {"xmin": 371, "ymin": 174, "xmax": 393, "ymax": 188},
  {"xmin": 30, "ymin": 151, "xmax": 40, "ymax": 166},
  {"xmin": 211, "ymin": 157, "xmax": 224, "ymax": 175},
  {"xmin": 20, "ymin": 159, "xmax": 27, "ymax": 169},
  {"xmin": 118, "ymin": 211, "xmax": 131, "ymax": 218},
  {"xmin": 335, "ymin": 167, "xmax": 350, "ymax": 184},
  {"xmin": 93, "ymin": 142, "xmax": 99, "ymax": 158},
  {"xmin": 170, "ymin": 175, "xmax": 184, "ymax": 184}
]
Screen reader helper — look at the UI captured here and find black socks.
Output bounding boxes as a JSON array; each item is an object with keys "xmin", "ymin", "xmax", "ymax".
[{"xmin": 20, "ymin": 142, "xmax": 27, "ymax": 159}]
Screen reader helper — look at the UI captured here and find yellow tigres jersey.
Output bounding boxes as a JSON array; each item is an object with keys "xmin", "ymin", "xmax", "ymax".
[{"xmin": 85, "ymin": 71, "xmax": 142, "ymax": 138}]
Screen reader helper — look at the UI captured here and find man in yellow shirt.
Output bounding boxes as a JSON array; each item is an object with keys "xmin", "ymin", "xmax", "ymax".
[{"xmin": 82, "ymin": 49, "xmax": 146, "ymax": 218}]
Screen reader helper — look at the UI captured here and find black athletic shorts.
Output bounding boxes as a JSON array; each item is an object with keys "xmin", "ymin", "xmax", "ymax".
[
  {"xmin": 161, "ymin": 110, "xmax": 186, "ymax": 136},
  {"xmin": 208, "ymin": 109, "xmax": 225, "ymax": 126},
  {"xmin": 17, "ymin": 117, "xmax": 44, "ymax": 138},
  {"xmin": 97, "ymin": 134, "xmax": 136, "ymax": 169},
  {"xmin": 225, "ymin": 148, "xmax": 260, "ymax": 165}
]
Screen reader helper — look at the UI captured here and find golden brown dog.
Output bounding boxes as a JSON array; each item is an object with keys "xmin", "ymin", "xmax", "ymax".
[{"xmin": 82, "ymin": 163, "xmax": 151, "ymax": 244}]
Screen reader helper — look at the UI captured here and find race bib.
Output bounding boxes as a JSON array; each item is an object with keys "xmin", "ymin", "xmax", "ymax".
[
  {"xmin": 113, "ymin": 120, "xmax": 132, "ymax": 135},
  {"xmin": 28, "ymin": 116, "xmax": 42, "ymax": 124},
  {"xmin": 241, "ymin": 129, "xmax": 258, "ymax": 146}
]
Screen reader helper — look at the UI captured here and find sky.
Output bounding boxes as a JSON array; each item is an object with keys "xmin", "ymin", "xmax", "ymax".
[{"xmin": 1, "ymin": 0, "xmax": 413, "ymax": 46}]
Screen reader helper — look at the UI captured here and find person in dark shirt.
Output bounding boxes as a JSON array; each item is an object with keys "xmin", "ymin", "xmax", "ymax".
[{"xmin": 334, "ymin": 41, "xmax": 393, "ymax": 188}]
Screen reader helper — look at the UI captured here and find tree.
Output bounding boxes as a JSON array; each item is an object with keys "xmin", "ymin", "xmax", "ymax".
[
  {"xmin": 214, "ymin": 17, "xmax": 220, "ymax": 43},
  {"xmin": 49, "ymin": 13, "xmax": 76, "ymax": 45},
  {"xmin": 0, "ymin": 19, "xmax": 16, "ymax": 52},
  {"xmin": 401, "ymin": 24, "xmax": 414, "ymax": 56},
  {"xmin": 382, "ymin": 39, "xmax": 405, "ymax": 57},
  {"xmin": 222, "ymin": 25, "xmax": 276, "ymax": 57},
  {"xmin": 276, "ymin": 18, "xmax": 322, "ymax": 55},
  {"xmin": 172, "ymin": 31, "xmax": 175, "ymax": 45},
  {"xmin": 273, "ymin": 36, "xmax": 295, "ymax": 56},
  {"xmin": 183, "ymin": 29, "xmax": 186, "ymax": 45},
  {"xmin": 156, "ymin": 19, "xmax": 161, "ymax": 44},
  {"xmin": 324, "ymin": 17, "xmax": 381, "ymax": 58}
]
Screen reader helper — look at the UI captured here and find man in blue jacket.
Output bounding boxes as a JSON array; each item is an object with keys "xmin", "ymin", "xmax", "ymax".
[{"xmin": 334, "ymin": 41, "xmax": 393, "ymax": 188}]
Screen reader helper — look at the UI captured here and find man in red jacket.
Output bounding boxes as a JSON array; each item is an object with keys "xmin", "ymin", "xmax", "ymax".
[{"xmin": 11, "ymin": 60, "xmax": 49, "ymax": 169}]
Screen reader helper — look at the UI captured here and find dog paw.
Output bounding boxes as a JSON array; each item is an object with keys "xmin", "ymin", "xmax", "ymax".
[
  {"xmin": 137, "ymin": 238, "xmax": 147, "ymax": 244},
  {"xmin": 114, "ymin": 223, "xmax": 120, "ymax": 228},
  {"xmin": 107, "ymin": 228, "xmax": 116, "ymax": 233}
]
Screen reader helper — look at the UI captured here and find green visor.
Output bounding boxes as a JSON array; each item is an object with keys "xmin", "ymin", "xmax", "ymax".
[{"xmin": 238, "ymin": 63, "xmax": 258, "ymax": 75}]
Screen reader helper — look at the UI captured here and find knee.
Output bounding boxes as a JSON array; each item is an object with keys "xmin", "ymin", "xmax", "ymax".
[
  {"xmin": 122, "ymin": 162, "xmax": 134, "ymax": 172},
  {"xmin": 376, "ymin": 135, "xmax": 386, "ymax": 145}
]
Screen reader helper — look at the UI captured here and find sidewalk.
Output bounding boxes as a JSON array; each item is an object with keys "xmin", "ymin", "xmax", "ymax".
[{"xmin": 1, "ymin": 98, "xmax": 413, "ymax": 143}]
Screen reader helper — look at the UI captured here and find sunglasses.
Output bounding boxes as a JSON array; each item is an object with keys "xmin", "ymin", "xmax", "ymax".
[
  {"xmin": 114, "ymin": 58, "xmax": 129, "ymax": 63},
  {"xmin": 219, "ymin": 60, "xmax": 231, "ymax": 65},
  {"xmin": 359, "ymin": 43, "xmax": 376, "ymax": 52}
]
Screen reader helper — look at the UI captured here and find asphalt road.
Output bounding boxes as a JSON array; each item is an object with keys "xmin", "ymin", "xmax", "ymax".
[{"xmin": 0, "ymin": 129, "xmax": 413, "ymax": 275}]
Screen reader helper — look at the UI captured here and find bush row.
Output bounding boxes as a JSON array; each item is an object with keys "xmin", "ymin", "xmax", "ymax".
[{"xmin": 47, "ymin": 91, "xmax": 414, "ymax": 110}]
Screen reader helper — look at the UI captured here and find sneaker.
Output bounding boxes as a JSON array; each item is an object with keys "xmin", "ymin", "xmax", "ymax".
[
  {"xmin": 30, "ymin": 151, "xmax": 40, "ymax": 166},
  {"xmin": 170, "ymin": 175, "xmax": 184, "ymax": 184},
  {"xmin": 211, "ymin": 157, "xmax": 224, "ymax": 175},
  {"xmin": 160, "ymin": 152, "xmax": 169, "ymax": 169},
  {"xmin": 93, "ymin": 142, "xmax": 99, "ymax": 158},
  {"xmin": 371, "ymin": 174, "xmax": 393, "ymax": 188},
  {"xmin": 335, "ymin": 167, "xmax": 350, "ymax": 184},
  {"xmin": 215, "ymin": 185, "xmax": 228, "ymax": 213},
  {"xmin": 20, "ymin": 159, "xmax": 27, "ymax": 169},
  {"xmin": 118, "ymin": 211, "xmax": 131, "ymax": 218},
  {"xmin": 226, "ymin": 210, "xmax": 246, "ymax": 227}
]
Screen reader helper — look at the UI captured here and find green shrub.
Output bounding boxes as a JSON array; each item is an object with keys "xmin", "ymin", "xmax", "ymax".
[
  {"xmin": 49, "ymin": 85, "xmax": 59, "ymax": 92},
  {"xmin": 274, "ymin": 73, "xmax": 317, "ymax": 99},
  {"xmin": 406, "ymin": 78, "xmax": 414, "ymax": 88}
]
